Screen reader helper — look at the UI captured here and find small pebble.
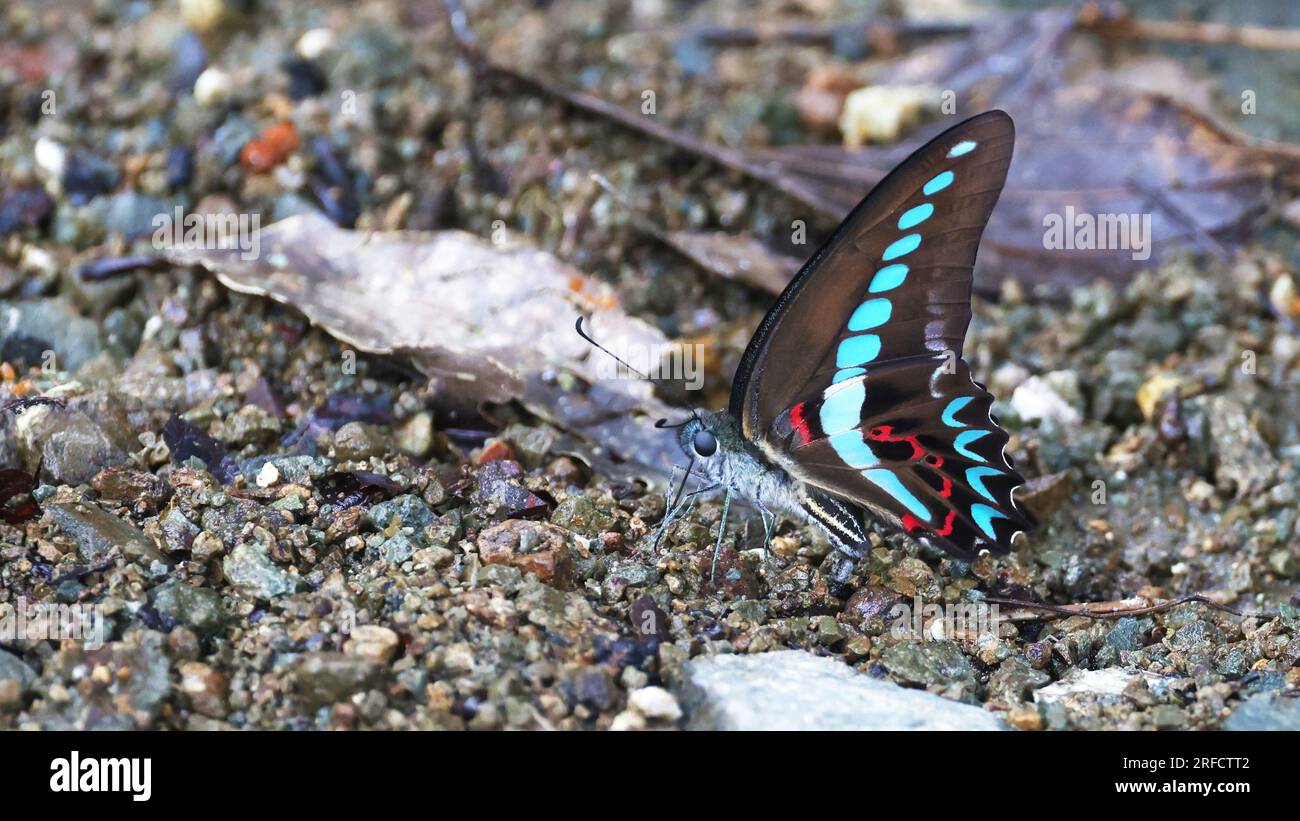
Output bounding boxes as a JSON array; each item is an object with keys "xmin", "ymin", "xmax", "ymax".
[
  {"xmin": 34, "ymin": 136, "xmax": 66, "ymax": 180},
  {"xmin": 345, "ymin": 625, "xmax": 401, "ymax": 665},
  {"xmin": 296, "ymin": 28, "xmax": 336, "ymax": 60},
  {"xmin": 256, "ymin": 461, "xmax": 280, "ymax": 488},
  {"xmin": 193, "ymin": 67, "xmax": 234, "ymax": 107},
  {"xmin": 628, "ymin": 686, "xmax": 682, "ymax": 721},
  {"xmin": 180, "ymin": 0, "xmax": 227, "ymax": 32}
]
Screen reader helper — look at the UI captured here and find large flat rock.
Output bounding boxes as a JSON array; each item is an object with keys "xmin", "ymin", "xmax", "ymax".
[
  {"xmin": 676, "ymin": 649, "xmax": 1005, "ymax": 731},
  {"xmin": 1224, "ymin": 692, "xmax": 1300, "ymax": 731}
]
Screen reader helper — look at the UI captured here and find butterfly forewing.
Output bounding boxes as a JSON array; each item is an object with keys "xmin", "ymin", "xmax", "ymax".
[
  {"xmin": 731, "ymin": 111, "xmax": 1014, "ymax": 437},
  {"xmin": 734, "ymin": 111, "xmax": 1027, "ymax": 558}
]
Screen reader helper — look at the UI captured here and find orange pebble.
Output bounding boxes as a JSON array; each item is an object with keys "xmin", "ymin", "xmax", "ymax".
[
  {"xmin": 475, "ymin": 440, "xmax": 515, "ymax": 465},
  {"xmin": 240, "ymin": 121, "xmax": 300, "ymax": 173}
]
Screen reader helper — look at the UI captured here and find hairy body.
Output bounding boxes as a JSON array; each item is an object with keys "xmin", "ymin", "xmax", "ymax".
[{"xmin": 674, "ymin": 410, "xmax": 870, "ymax": 582}]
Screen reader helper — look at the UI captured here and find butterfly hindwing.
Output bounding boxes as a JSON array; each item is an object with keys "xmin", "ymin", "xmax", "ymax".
[
  {"xmin": 772, "ymin": 357, "xmax": 1030, "ymax": 557},
  {"xmin": 735, "ymin": 111, "xmax": 1027, "ymax": 558}
]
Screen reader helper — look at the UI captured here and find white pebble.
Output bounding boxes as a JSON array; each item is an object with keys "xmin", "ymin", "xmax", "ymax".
[
  {"xmin": 193, "ymin": 67, "xmax": 233, "ymax": 107},
  {"xmin": 180, "ymin": 0, "xmax": 227, "ymax": 33},
  {"xmin": 1010, "ymin": 373, "xmax": 1083, "ymax": 425},
  {"xmin": 609, "ymin": 710, "xmax": 646, "ymax": 731},
  {"xmin": 838, "ymin": 84, "xmax": 939, "ymax": 149},
  {"xmin": 34, "ymin": 136, "xmax": 66, "ymax": 180},
  {"xmin": 628, "ymin": 686, "xmax": 682, "ymax": 721},
  {"xmin": 296, "ymin": 28, "xmax": 335, "ymax": 60},
  {"xmin": 256, "ymin": 461, "xmax": 280, "ymax": 488},
  {"xmin": 19, "ymin": 246, "xmax": 56, "ymax": 276}
]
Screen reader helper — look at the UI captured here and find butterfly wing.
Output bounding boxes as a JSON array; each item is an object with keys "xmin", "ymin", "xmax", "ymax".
[
  {"xmin": 772, "ymin": 358, "xmax": 1030, "ymax": 558},
  {"xmin": 733, "ymin": 111, "xmax": 1028, "ymax": 557}
]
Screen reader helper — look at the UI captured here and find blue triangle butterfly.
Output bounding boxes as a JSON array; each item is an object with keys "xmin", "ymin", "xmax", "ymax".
[{"xmin": 668, "ymin": 110, "xmax": 1031, "ymax": 583}]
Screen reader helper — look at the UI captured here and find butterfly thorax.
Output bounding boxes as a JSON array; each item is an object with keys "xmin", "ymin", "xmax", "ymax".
[{"xmin": 678, "ymin": 411, "xmax": 809, "ymax": 524}]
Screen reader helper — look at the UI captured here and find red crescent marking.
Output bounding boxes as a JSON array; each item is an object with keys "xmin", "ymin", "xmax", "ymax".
[
  {"xmin": 866, "ymin": 426, "xmax": 957, "ymax": 540},
  {"xmin": 934, "ymin": 509, "xmax": 956, "ymax": 536},
  {"xmin": 789, "ymin": 402, "xmax": 811, "ymax": 447},
  {"xmin": 867, "ymin": 425, "xmax": 924, "ymax": 460}
]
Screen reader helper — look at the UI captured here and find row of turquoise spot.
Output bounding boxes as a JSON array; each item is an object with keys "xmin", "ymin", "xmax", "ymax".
[
  {"xmin": 815, "ymin": 138, "xmax": 1010, "ymax": 540},
  {"xmin": 830, "ymin": 157, "xmax": 962, "ymax": 375}
]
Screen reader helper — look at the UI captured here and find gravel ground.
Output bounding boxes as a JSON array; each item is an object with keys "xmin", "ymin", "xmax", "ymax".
[{"xmin": 0, "ymin": 0, "xmax": 1297, "ymax": 730}]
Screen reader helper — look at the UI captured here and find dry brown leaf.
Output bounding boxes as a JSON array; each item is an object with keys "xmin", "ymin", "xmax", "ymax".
[
  {"xmin": 475, "ymin": 8, "xmax": 1300, "ymax": 293},
  {"xmin": 662, "ymin": 231, "xmax": 801, "ymax": 295},
  {"xmin": 164, "ymin": 213, "xmax": 688, "ymax": 484}
]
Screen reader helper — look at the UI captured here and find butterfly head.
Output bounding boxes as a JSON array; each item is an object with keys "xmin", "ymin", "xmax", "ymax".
[{"xmin": 661, "ymin": 409, "xmax": 745, "ymax": 475}]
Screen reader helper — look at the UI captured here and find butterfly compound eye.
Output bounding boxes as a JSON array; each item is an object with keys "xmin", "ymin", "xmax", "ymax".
[{"xmin": 692, "ymin": 429, "xmax": 717, "ymax": 457}]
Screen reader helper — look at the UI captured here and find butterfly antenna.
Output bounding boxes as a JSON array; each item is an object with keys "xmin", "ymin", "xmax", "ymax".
[
  {"xmin": 654, "ymin": 409, "xmax": 703, "ymax": 430},
  {"xmin": 574, "ymin": 316, "xmax": 652, "ymax": 381}
]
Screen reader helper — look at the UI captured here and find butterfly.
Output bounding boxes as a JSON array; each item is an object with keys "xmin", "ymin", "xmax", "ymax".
[{"xmin": 664, "ymin": 110, "xmax": 1031, "ymax": 584}]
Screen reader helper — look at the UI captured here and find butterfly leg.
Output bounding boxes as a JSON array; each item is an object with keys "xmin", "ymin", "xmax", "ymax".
[
  {"xmin": 653, "ymin": 480, "xmax": 719, "ymax": 551},
  {"xmin": 653, "ymin": 463, "xmax": 697, "ymax": 549},
  {"xmin": 709, "ymin": 486, "xmax": 733, "ymax": 583},
  {"xmin": 748, "ymin": 504, "xmax": 776, "ymax": 570}
]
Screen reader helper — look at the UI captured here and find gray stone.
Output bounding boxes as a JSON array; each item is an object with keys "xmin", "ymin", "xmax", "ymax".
[
  {"xmin": 1194, "ymin": 395, "xmax": 1279, "ymax": 497},
  {"xmin": 880, "ymin": 640, "xmax": 976, "ymax": 688},
  {"xmin": 149, "ymin": 579, "xmax": 225, "ymax": 636},
  {"xmin": 293, "ymin": 652, "xmax": 387, "ymax": 708},
  {"xmin": 86, "ymin": 192, "xmax": 173, "ymax": 239},
  {"xmin": 988, "ymin": 657, "xmax": 1051, "ymax": 703},
  {"xmin": 326, "ymin": 25, "xmax": 414, "ymax": 86},
  {"xmin": 1224, "ymin": 692, "xmax": 1300, "ymax": 731},
  {"xmin": 332, "ymin": 421, "xmax": 389, "ymax": 460},
  {"xmin": 676, "ymin": 650, "xmax": 1005, "ymax": 731},
  {"xmin": 11, "ymin": 394, "xmax": 135, "ymax": 485},
  {"xmin": 367, "ymin": 494, "xmax": 434, "ymax": 534},
  {"xmin": 82, "ymin": 631, "xmax": 171, "ymax": 725},
  {"xmin": 1, "ymin": 299, "xmax": 107, "ymax": 372},
  {"xmin": 222, "ymin": 544, "xmax": 303, "ymax": 600},
  {"xmin": 501, "ymin": 424, "xmax": 557, "ymax": 468},
  {"xmin": 211, "ymin": 117, "xmax": 258, "ymax": 167},
  {"xmin": 37, "ymin": 415, "xmax": 130, "ymax": 485},
  {"xmin": 1104, "ymin": 617, "xmax": 1144, "ymax": 651},
  {"xmin": 200, "ymin": 498, "xmax": 282, "ymax": 543},
  {"xmin": 241, "ymin": 455, "xmax": 330, "ymax": 486},
  {"xmin": 551, "ymin": 494, "xmax": 619, "ymax": 537},
  {"xmin": 0, "ymin": 649, "xmax": 37, "ymax": 691},
  {"xmin": 45, "ymin": 501, "xmax": 165, "ymax": 565},
  {"xmin": 378, "ymin": 532, "xmax": 417, "ymax": 564}
]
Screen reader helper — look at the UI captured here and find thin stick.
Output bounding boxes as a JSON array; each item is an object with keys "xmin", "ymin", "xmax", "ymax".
[
  {"xmin": 1126, "ymin": 176, "xmax": 1229, "ymax": 261},
  {"xmin": 590, "ymin": 172, "xmax": 668, "ymax": 240},
  {"xmin": 679, "ymin": 18, "xmax": 972, "ymax": 49},
  {"xmin": 1083, "ymin": 11, "xmax": 1300, "ymax": 51},
  {"xmin": 984, "ymin": 593, "xmax": 1282, "ymax": 622}
]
